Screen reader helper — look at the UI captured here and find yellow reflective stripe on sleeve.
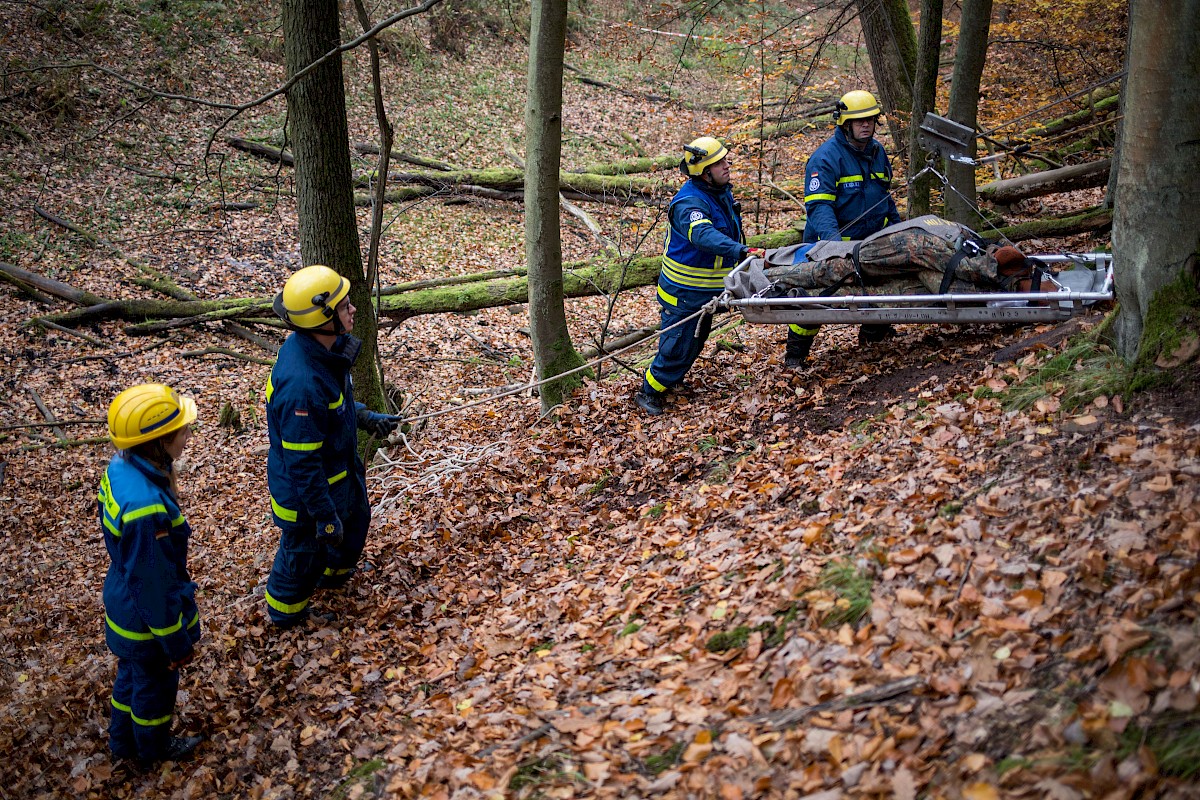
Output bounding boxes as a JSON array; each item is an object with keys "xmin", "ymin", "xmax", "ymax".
[
  {"xmin": 188, "ymin": 612, "xmax": 200, "ymax": 629},
  {"xmin": 804, "ymin": 193, "xmax": 837, "ymax": 203},
  {"xmin": 106, "ymin": 614, "xmax": 153, "ymax": 641},
  {"xmin": 328, "ymin": 393, "xmax": 344, "ymax": 410},
  {"xmin": 686, "ymin": 218, "xmax": 712, "ymax": 241},
  {"xmin": 323, "ymin": 567, "xmax": 352, "ymax": 577},
  {"xmin": 282, "ymin": 440, "xmax": 323, "ymax": 451},
  {"xmin": 271, "ymin": 496, "xmax": 298, "ymax": 523},
  {"xmin": 265, "ymin": 589, "xmax": 309, "ymax": 615},
  {"xmin": 122, "ymin": 503, "xmax": 166, "ymax": 524},
  {"xmin": 265, "ymin": 374, "xmax": 274, "ymax": 403},
  {"xmin": 170, "ymin": 514, "xmax": 185, "ymax": 527},
  {"xmin": 656, "ymin": 285, "xmax": 678, "ymax": 306},
  {"xmin": 836, "ymin": 174, "xmax": 865, "ymax": 184},
  {"xmin": 789, "ymin": 324, "xmax": 820, "ymax": 336},
  {"xmin": 645, "ymin": 370, "xmax": 668, "ymax": 393},
  {"xmin": 662, "ymin": 255, "xmax": 724, "ymax": 278},
  {"xmin": 149, "ymin": 613, "xmax": 184, "ymax": 637},
  {"xmin": 327, "ymin": 470, "xmax": 347, "ymax": 485},
  {"xmin": 102, "ymin": 515, "xmax": 121, "ymax": 538},
  {"xmin": 871, "ymin": 172, "xmax": 889, "ymax": 180},
  {"xmin": 99, "ymin": 472, "xmax": 120, "ymax": 519}
]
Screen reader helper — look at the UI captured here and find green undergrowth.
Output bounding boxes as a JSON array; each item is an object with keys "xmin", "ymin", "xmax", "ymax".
[
  {"xmin": 328, "ymin": 759, "xmax": 386, "ymax": 800},
  {"xmin": 816, "ymin": 559, "xmax": 873, "ymax": 628},
  {"xmin": 975, "ymin": 268, "xmax": 1200, "ymax": 413},
  {"xmin": 1117, "ymin": 711, "xmax": 1200, "ymax": 779}
]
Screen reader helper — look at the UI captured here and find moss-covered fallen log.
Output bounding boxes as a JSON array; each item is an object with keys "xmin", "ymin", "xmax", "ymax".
[
  {"xmin": 980, "ymin": 206, "xmax": 1112, "ymax": 243},
  {"xmin": 378, "ymin": 228, "xmax": 805, "ymax": 323},
  {"xmin": 16, "ymin": 230, "xmax": 804, "ymax": 330},
  {"xmin": 362, "ymin": 167, "xmax": 663, "ymax": 197},
  {"xmin": 979, "ymin": 159, "xmax": 1111, "ymax": 204}
]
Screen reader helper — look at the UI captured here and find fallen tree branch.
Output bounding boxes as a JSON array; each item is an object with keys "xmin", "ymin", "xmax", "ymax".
[
  {"xmin": 180, "ymin": 346, "xmax": 275, "ymax": 366},
  {"xmin": 746, "ymin": 676, "xmax": 925, "ymax": 731},
  {"xmin": 0, "ymin": 418, "xmax": 105, "ymax": 432}
]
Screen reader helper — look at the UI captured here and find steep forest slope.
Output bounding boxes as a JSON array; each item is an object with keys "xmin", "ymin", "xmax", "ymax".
[{"xmin": 2, "ymin": 2, "xmax": 1196, "ymax": 799}]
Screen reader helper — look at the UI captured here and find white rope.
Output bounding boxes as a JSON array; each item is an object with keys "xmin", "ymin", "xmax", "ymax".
[{"xmin": 394, "ymin": 298, "xmax": 718, "ymax": 426}]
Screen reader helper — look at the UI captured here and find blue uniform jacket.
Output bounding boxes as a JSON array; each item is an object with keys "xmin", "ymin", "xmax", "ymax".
[
  {"xmin": 265, "ymin": 330, "xmax": 368, "ymax": 532},
  {"xmin": 803, "ymin": 126, "xmax": 900, "ymax": 243},
  {"xmin": 661, "ymin": 178, "xmax": 746, "ymax": 293},
  {"xmin": 99, "ymin": 452, "xmax": 200, "ymax": 663}
]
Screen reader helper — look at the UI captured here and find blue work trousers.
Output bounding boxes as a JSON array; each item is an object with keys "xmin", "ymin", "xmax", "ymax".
[
  {"xmin": 264, "ymin": 501, "xmax": 369, "ymax": 626},
  {"xmin": 109, "ymin": 653, "xmax": 179, "ymax": 761},
  {"xmin": 643, "ymin": 284, "xmax": 717, "ymax": 394}
]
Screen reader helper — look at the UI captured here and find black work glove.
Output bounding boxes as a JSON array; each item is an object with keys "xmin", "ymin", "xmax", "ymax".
[
  {"xmin": 316, "ymin": 516, "xmax": 344, "ymax": 546},
  {"xmin": 356, "ymin": 407, "xmax": 399, "ymax": 438}
]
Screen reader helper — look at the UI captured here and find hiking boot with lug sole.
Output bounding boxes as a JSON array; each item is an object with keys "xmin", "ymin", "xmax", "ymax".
[{"xmin": 634, "ymin": 390, "xmax": 664, "ymax": 416}]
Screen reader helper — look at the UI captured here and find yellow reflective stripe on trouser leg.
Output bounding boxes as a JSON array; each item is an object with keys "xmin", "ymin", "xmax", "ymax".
[
  {"xmin": 789, "ymin": 324, "xmax": 820, "ymax": 336},
  {"xmin": 264, "ymin": 590, "xmax": 309, "ymax": 615},
  {"xmin": 323, "ymin": 567, "xmax": 352, "ymax": 577},
  {"xmin": 110, "ymin": 697, "xmax": 172, "ymax": 727},
  {"xmin": 645, "ymin": 369, "xmax": 668, "ymax": 393}
]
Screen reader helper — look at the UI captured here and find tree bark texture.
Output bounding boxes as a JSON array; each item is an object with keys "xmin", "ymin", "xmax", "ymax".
[
  {"xmin": 1111, "ymin": 0, "xmax": 1200, "ymax": 361},
  {"xmin": 856, "ymin": 0, "xmax": 918, "ymax": 165},
  {"xmin": 944, "ymin": 0, "xmax": 993, "ymax": 225},
  {"xmin": 282, "ymin": 0, "xmax": 386, "ymax": 413},
  {"xmin": 525, "ymin": 0, "xmax": 587, "ymax": 412},
  {"xmin": 904, "ymin": 0, "xmax": 944, "ymax": 217}
]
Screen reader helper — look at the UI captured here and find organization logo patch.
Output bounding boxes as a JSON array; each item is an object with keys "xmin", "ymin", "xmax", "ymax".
[
  {"xmin": 688, "ymin": 211, "xmax": 704, "ymax": 223},
  {"xmin": 807, "ymin": 177, "xmax": 820, "ymax": 193}
]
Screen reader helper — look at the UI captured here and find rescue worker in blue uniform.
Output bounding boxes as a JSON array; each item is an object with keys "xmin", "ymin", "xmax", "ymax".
[
  {"xmin": 786, "ymin": 90, "xmax": 902, "ymax": 367},
  {"xmin": 635, "ymin": 136, "xmax": 764, "ymax": 416},
  {"xmin": 264, "ymin": 265, "xmax": 398, "ymax": 628},
  {"xmin": 100, "ymin": 383, "xmax": 204, "ymax": 765}
]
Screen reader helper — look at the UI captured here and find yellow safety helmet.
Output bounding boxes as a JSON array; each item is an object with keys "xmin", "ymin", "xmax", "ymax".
[
  {"xmin": 108, "ymin": 383, "xmax": 197, "ymax": 450},
  {"xmin": 274, "ymin": 265, "xmax": 350, "ymax": 330},
  {"xmin": 680, "ymin": 136, "xmax": 729, "ymax": 177},
  {"xmin": 835, "ymin": 90, "xmax": 882, "ymax": 125}
]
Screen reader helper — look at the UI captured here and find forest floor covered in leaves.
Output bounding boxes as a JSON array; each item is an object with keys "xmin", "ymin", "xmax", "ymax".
[{"xmin": 3, "ymin": 1, "xmax": 1198, "ymax": 799}]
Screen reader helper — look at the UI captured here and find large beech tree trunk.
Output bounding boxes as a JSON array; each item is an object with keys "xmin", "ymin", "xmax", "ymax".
[
  {"xmin": 944, "ymin": 0, "xmax": 993, "ymax": 225},
  {"xmin": 905, "ymin": 0, "xmax": 944, "ymax": 217},
  {"xmin": 856, "ymin": 0, "xmax": 918, "ymax": 165},
  {"xmin": 1111, "ymin": 0, "xmax": 1200, "ymax": 361},
  {"xmin": 525, "ymin": 0, "xmax": 586, "ymax": 413},
  {"xmin": 282, "ymin": 0, "xmax": 385, "ymax": 413}
]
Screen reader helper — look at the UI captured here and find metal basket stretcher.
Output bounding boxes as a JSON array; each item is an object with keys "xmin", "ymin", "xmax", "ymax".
[{"xmin": 720, "ymin": 252, "xmax": 1114, "ymax": 326}]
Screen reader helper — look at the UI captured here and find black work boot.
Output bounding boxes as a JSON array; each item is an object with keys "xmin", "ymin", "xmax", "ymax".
[
  {"xmin": 139, "ymin": 735, "xmax": 203, "ymax": 768},
  {"xmin": 634, "ymin": 389, "xmax": 665, "ymax": 416},
  {"xmin": 162, "ymin": 735, "xmax": 203, "ymax": 761},
  {"xmin": 784, "ymin": 335, "xmax": 815, "ymax": 368},
  {"xmin": 858, "ymin": 324, "xmax": 896, "ymax": 345}
]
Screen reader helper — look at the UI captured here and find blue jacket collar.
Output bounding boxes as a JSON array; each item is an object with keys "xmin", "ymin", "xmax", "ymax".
[{"xmin": 295, "ymin": 329, "xmax": 362, "ymax": 370}]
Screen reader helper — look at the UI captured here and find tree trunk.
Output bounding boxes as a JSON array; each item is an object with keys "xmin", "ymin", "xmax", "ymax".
[
  {"xmin": 978, "ymin": 159, "xmax": 1111, "ymax": 205},
  {"xmin": 282, "ymin": 0, "xmax": 386, "ymax": 414},
  {"xmin": 944, "ymin": 0, "xmax": 993, "ymax": 225},
  {"xmin": 905, "ymin": 0, "xmax": 944, "ymax": 217},
  {"xmin": 525, "ymin": 0, "xmax": 587, "ymax": 413},
  {"xmin": 856, "ymin": 0, "xmax": 918, "ymax": 165},
  {"xmin": 1111, "ymin": 0, "xmax": 1200, "ymax": 362}
]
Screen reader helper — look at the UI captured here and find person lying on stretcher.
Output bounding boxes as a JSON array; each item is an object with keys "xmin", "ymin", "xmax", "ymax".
[{"xmin": 740, "ymin": 215, "xmax": 1046, "ymax": 300}]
